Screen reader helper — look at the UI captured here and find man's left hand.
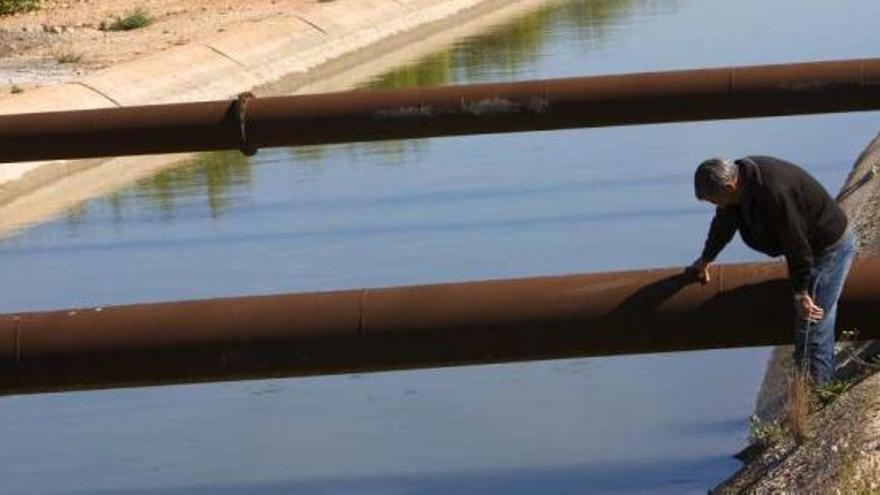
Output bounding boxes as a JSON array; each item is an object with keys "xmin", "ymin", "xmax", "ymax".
[{"xmin": 794, "ymin": 292, "xmax": 824, "ymax": 323}]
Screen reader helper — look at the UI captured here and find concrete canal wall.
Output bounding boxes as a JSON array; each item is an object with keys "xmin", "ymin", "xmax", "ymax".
[{"xmin": 0, "ymin": 0, "xmax": 554, "ymax": 235}]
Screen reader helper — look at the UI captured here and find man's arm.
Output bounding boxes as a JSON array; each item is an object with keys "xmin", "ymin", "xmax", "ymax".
[
  {"xmin": 773, "ymin": 190, "xmax": 813, "ymax": 294},
  {"xmin": 689, "ymin": 208, "xmax": 737, "ymax": 283},
  {"xmin": 700, "ymin": 207, "xmax": 738, "ymax": 263},
  {"xmin": 772, "ymin": 189, "xmax": 824, "ymax": 322}
]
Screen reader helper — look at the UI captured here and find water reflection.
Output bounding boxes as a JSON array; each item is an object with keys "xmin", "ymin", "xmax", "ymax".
[
  {"xmin": 305, "ymin": 0, "xmax": 667, "ymax": 164},
  {"xmin": 96, "ymin": 151, "xmax": 253, "ymax": 223},
  {"xmin": 366, "ymin": 0, "xmax": 654, "ymax": 90},
  {"xmin": 124, "ymin": 0, "xmax": 673, "ymax": 219},
  {"xmin": 70, "ymin": 456, "xmax": 733, "ymax": 495},
  {"xmin": 53, "ymin": 0, "xmax": 682, "ymax": 226},
  {"xmin": 0, "ymin": 206, "xmax": 702, "ymax": 256}
]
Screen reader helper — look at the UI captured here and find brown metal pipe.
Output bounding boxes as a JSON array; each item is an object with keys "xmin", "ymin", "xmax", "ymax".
[
  {"xmin": 2, "ymin": 58, "xmax": 880, "ymax": 162},
  {"xmin": 2, "ymin": 256, "xmax": 880, "ymax": 395}
]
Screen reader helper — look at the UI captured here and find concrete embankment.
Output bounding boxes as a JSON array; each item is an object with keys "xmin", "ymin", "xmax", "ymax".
[
  {"xmin": 0, "ymin": 0, "xmax": 554, "ymax": 236},
  {"xmin": 712, "ymin": 130, "xmax": 880, "ymax": 492}
]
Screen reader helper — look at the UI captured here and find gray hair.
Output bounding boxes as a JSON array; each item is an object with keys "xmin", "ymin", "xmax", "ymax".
[{"xmin": 694, "ymin": 157, "xmax": 738, "ymax": 200}]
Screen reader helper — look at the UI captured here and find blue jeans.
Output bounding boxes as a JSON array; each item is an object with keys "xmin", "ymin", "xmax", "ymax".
[{"xmin": 792, "ymin": 229, "xmax": 857, "ymax": 386}]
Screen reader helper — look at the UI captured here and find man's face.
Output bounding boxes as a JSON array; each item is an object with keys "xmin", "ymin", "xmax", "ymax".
[{"xmin": 700, "ymin": 182, "xmax": 738, "ymax": 207}]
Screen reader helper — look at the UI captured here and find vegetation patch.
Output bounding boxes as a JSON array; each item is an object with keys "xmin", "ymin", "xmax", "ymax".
[
  {"xmin": 816, "ymin": 380, "xmax": 851, "ymax": 406},
  {"xmin": 10, "ymin": 85, "xmax": 23, "ymax": 94},
  {"xmin": 54, "ymin": 51, "xmax": 82, "ymax": 64},
  {"xmin": 100, "ymin": 8, "xmax": 152, "ymax": 32},
  {"xmin": 0, "ymin": 0, "xmax": 40, "ymax": 16},
  {"xmin": 748, "ymin": 414, "xmax": 787, "ymax": 449}
]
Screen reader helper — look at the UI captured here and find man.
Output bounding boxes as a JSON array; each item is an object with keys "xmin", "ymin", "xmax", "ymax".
[{"xmin": 689, "ymin": 156, "xmax": 856, "ymax": 386}]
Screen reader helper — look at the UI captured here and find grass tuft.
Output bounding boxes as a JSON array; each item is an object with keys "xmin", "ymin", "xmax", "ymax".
[
  {"xmin": 10, "ymin": 85, "xmax": 23, "ymax": 94},
  {"xmin": 0, "ymin": 0, "xmax": 40, "ymax": 16},
  {"xmin": 783, "ymin": 371, "xmax": 815, "ymax": 444},
  {"xmin": 54, "ymin": 51, "xmax": 82, "ymax": 64},
  {"xmin": 55, "ymin": 52, "xmax": 82, "ymax": 64},
  {"xmin": 748, "ymin": 414, "xmax": 787, "ymax": 449},
  {"xmin": 100, "ymin": 8, "xmax": 152, "ymax": 32},
  {"xmin": 815, "ymin": 379, "xmax": 851, "ymax": 406}
]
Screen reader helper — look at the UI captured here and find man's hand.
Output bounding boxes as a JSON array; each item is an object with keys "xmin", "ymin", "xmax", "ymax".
[
  {"xmin": 687, "ymin": 257, "xmax": 711, "ymax": 284},
  {"xmin": 794, "ymin": 292, "xmax": 824, "ymax": 323}
]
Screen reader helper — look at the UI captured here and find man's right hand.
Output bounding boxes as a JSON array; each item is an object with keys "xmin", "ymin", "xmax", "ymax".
[{"xmin": 687, "ymin": 257, "xmax": 711, "ymax": 284}]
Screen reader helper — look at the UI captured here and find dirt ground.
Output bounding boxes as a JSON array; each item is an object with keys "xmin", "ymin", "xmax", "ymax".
[{"xmin": 0, "ymin": 0, "xmax": 311, "ymax": 93}]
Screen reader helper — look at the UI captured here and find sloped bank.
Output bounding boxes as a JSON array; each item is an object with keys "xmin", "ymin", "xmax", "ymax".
[
  {"xmin": 0, "ymin": 0, "xmax": 554, "ymax": 235},
  {"xmin": 712, "ymin": 130, "xmax": 880, "ymax": 492}
]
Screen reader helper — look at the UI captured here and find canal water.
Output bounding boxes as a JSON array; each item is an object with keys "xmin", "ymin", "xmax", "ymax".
[{"xmin": 2, "ymin": 0, "xmax": 879, "ymax": 493}]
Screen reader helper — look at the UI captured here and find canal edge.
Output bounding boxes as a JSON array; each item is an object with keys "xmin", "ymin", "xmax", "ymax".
[{"xmin": 0, "ymin": 0, "xmax": 558, "ymax": 236}]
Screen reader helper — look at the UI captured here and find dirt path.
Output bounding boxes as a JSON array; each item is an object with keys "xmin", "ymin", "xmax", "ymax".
[{"xmin": 0, "ymin": 0, "xmax": 310, "ymax": 92}]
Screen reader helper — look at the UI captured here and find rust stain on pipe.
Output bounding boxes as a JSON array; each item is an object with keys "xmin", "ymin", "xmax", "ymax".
[
  {"xmin": 1, "ymin": 58, "xmax": 880, "ymax": 162},
  {"xmin": 2, "ymin": 256, "xmax": 880, "ymax": 395}
]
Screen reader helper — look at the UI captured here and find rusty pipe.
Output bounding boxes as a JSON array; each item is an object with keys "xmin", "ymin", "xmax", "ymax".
[
  {"xmin": 1, "ymin": 256, "xmax": 880, "ymax": 395},
  {"xmin": 2, "ymin": 58, "xmax": 880, "ymax": 163}
]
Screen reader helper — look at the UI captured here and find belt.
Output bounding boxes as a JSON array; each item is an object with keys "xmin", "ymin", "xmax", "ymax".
[{"xmin": 818, "ymin": 227, "xmax": 852, "ymax": 256}]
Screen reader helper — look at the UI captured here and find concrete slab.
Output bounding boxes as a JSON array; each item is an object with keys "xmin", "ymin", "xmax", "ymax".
[
  {"xmin": 204, "ymin": 16, "xmax": 328, "ymax": 85},
  {"xmin": 0, "ymin": 83, "xmax": 115, "ymax": 115},
  {"xmin": 80, "ymin": 45, "xmax": 246, "ymax": 105}
]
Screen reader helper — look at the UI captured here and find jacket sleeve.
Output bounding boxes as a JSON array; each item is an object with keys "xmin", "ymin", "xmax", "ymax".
[
  {"xmin": 700, "ymin": 208, "xmax": 738, "ymax": 262},
  {"xmin": 772, "ymin": 189, "xmax": 813, "ymax": 293}
]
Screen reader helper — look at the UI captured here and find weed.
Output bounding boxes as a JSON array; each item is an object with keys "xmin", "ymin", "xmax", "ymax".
[
  {"xmin": 100, "ymin": 8, "xmax": 151, "ymax": 32},
  {"xmin": 0, "ymin": 0, "xmax": 40, "ymax": 16},
  {"xmin": 10, "ymin": 85, "xmax": 23, "ymax": 94},
  {"xmin": 748, "ymin": 414, "xmax": 787, "ymax": 449},
  {"xmin": 55, "ymin": 51, "xmax": 82, "ymax": 64},
  {"xmin": 783, "ymin": 371, "xmax": 814, "ymax": 444},
  {"xmin": 815, "ymin": 379, "xmax": 850, "ymax": 406}
]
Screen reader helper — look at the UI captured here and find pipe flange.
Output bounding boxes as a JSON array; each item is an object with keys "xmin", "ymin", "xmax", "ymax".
[{"xmin": 234, "ymin": 92, "xmax": 258, "ymax": 156}]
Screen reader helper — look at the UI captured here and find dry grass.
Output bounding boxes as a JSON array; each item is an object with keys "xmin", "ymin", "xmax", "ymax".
[
  {"xmin": 54, "ymin": 51, "xmax": 82, "ymax": 64},
  {"xmin": 783, "ymin": 371, "xmax": 815, "ymax": 444}
]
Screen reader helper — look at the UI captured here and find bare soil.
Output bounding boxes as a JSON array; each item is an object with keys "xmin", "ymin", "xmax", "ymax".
[{"xmin": 0, "ymin": 0, "xmax": 311, "ymax": 93}]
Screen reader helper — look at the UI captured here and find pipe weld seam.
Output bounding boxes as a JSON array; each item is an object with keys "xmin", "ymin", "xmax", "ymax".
[
  {"xmin": 14, "ymin": 317, "xmax": 21, "ymax": 364},
  {"xmin": 358, "ymin": 288, "xmax": 368, "ymax": 337}
]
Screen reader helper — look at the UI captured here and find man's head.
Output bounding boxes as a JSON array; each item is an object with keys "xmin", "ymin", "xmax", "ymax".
[{"xmin": 694, "ymin": 157, "xmax": 740, "ymax": 206}]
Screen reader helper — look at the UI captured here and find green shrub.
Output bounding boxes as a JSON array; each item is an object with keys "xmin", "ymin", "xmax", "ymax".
[
  {"xmin": 0, "ymin": 0, "xmax": 40, "ymax": 16},
  {"xmin": 100, "ymin": 8, "xmax": 151, "ymax": 31},
  {"xmin": 748, "ymin": 414, "xmax": 786, "ymax": 449},
  {"xmin": 815, "ymin": 379, "xmax": 850, "ymax": 406}
]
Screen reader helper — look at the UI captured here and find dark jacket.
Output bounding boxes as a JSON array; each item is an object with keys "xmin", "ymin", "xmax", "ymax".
[{"xmin": 700, "ymin": 156, "xmax": 848, "ymax": 293}]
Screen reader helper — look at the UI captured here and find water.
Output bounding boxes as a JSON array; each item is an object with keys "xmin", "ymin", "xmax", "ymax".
[{"xmin": 2, "ymin": 0, "xmax": 880, "ymax": 493}]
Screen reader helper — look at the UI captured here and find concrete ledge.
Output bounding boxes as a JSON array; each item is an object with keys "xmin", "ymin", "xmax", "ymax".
[
  {"xmin": 79, "ymin": 44, "xmax": 246, "ymax": 106},
  {"xmin": 0, "ymin": 82, "xmax": 115, "ymax": 115},
  {"xmin": 1, "ymin": 0, "xmax": 500, "ymax": 111},
  {"xmin": 203, "ymin": 17, "xmax": 326, "ymax": 86},
  {"xmin": 0, "ymin": 0, "xmax": 540, "ymax": 206},
  {"xmin": 0, "ymin": 0, "xmax": 545, "ymax": 222}
]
